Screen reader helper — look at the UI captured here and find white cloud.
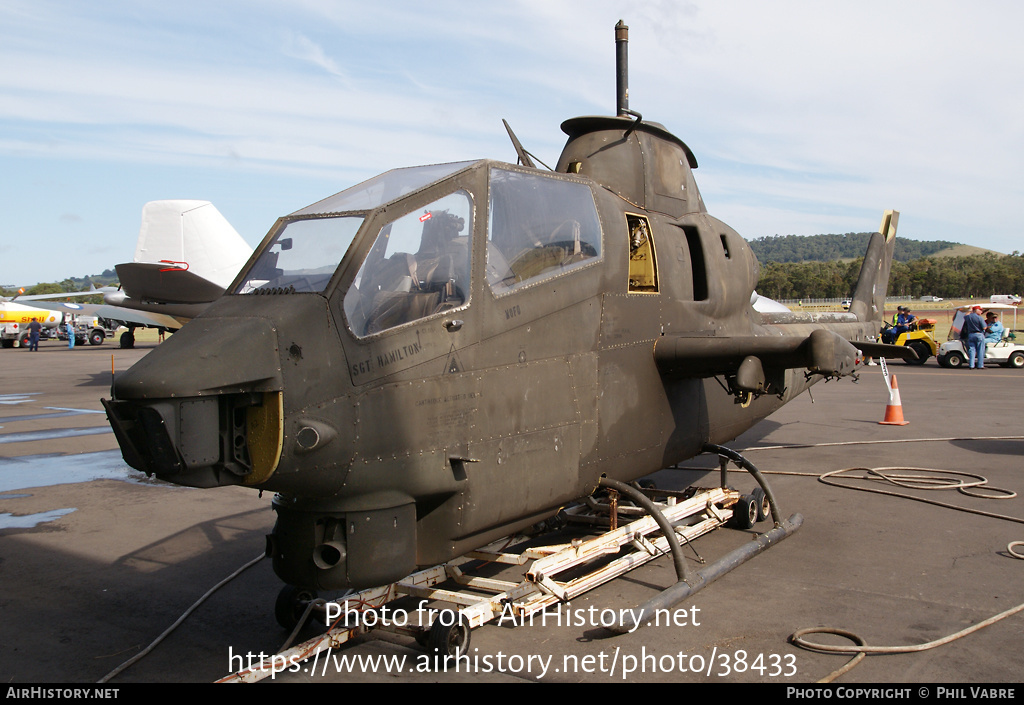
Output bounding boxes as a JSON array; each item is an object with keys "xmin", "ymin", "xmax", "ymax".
[
  {"xmin": 281, "ymin": 30, "xmax": 351, "ymax": 84},
  {"xmin": 1, "ymin": 0, "xmax": 1022, "ymax": 283}
]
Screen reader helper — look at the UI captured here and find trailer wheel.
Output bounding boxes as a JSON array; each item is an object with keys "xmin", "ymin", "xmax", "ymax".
[
  {"xmin": 731, "ymin": 494, "xmax": 758, "ymax": 530},
  {"xmin": 274, "ymin": 585, "xmax": 318, "ymax": 631},
  {"xmin": 428, "ymin": 610, "xmax": 470, "ymax": 659},
  {"xmin": 751, "ymin": 486, "xmax": 771, "ymax": 523}
]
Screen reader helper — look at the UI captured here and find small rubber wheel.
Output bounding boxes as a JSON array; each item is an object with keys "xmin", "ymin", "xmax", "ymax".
[
  {"xmin": 427, "ymin": 610, "xmax": 471, "ymax": 659},
  {"xmin": 1007, "ymin": 351, "xmax": 1024, "ymax": 369},
  {"xmin": 946, "ymin": 351, "xmax": 965, "ymax": 368},
  {"xmin": 731, "ymin": 494, "xmax": 757, "ymax": 530},
  {"xmin": 275, "ymin": 584, "xmax": 318, "ymax": 631},
  {"xmin": 751, "ymin": 486, "xmax": 771, "ymax": 523},
  {"xmin": 904, "ymin": 340, "xmax": 929, "ymax": 365}
]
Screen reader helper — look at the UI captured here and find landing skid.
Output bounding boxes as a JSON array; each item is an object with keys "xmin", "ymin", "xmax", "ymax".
[{"xmin": 221, "ymin": 446, "xmax": 801, "ymax": 683}]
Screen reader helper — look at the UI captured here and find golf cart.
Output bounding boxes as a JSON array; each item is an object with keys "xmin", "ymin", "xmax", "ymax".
[{"xmin": 936, "ymin": 304, "xmax": 1023, "ymax": 369}]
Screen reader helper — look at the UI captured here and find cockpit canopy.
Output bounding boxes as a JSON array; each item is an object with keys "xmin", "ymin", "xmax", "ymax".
[
  {"xmin": 233, "ymin": 161, "xmax": 603, "ymax": 338},
  {"xmin": 234, "ymin": 161, "xmax": 475, "ymax": 296}
]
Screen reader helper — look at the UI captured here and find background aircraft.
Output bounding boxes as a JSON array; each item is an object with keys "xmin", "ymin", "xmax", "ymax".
[{"xmin": 17, "ymin": 200, "xmax": 253, "ymax": 347}]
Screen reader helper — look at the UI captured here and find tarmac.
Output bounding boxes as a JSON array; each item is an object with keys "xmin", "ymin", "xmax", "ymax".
[{"xmin": 1, "ymin": 336, "xmax": 1022, "ymax": 684}]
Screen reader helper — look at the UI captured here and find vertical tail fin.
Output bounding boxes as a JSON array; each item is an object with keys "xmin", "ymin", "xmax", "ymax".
[
  {"xmin": 849, "ymin": 210, "xmax": 898, "ymax": 322},
  {"xmin": 134, "ymin": 200, "xmax": 252, "ymax": 290},
  {"xmin": 115, "ymin": 200, "xmax": 254, "ymax": 305}
]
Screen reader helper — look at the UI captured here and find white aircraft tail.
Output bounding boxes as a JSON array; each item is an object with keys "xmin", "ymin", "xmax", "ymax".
[{"xmin": 134, "ymin": 200, "xmax": 252, "ymax": 290}]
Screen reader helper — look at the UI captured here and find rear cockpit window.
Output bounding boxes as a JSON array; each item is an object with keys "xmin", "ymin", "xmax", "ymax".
[
  {"xmin": 344, "ymin": 191, "xmax": 472, "ymax": 337},
  {"xmin": 487, "ymin": 169, "xmax": 601, "ymax": 294},
  {"xmin": 235, "ymin": 216, "xmax": 364, "ymax": 294}
]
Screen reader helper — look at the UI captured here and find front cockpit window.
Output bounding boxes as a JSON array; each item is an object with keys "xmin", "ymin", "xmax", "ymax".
[
  {"xmin": 344, "ymin": 190, "xmax": 472, "ymax": 337},
  {"xmin": 486, "ymin": 169, "xmax": 601, "ymax": 294},
  {"xmin": 235, "ymin": 216, "xmax": 364, "ymax": 294}
]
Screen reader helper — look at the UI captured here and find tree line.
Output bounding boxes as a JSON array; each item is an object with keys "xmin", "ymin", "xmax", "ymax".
[
  {"xmin": 755, "ymin": 252, "xmax": 1024, "ymax": 301},
  {"xmin": 6, "ymin": 254, "xmax": 1022, "ymax": 305},
  {"xmin": 748, "ymin": 232, "xmax": 960, "ymax": 263},
  {"xmin": 1, "ymin": 270, "xmax": 118, "ymax": 300}
]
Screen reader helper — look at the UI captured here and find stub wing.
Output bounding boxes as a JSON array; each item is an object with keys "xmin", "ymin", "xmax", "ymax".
[
  {"xmin": 654, "ymin": 330, "xmax": 917, "ymax": 398},
  {"xmin": 655, "ymin": 329, "xmax": 860, "ymax": 392}
]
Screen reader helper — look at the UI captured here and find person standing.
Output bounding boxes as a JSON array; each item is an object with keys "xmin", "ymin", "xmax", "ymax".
[
  {"xmin": 28, "ymin": 318, "xmax": 42, "ymax": 352},
  {"xmin": 67, "ymin": 317, "xmax": 76, "ymax": 350},
  {"xmin": 959, "ymin": 305, "xmax": 987, "ymax": 369}
]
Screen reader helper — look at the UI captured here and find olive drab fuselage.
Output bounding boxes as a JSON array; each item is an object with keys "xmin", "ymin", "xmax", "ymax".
[{"xmin": 104, "ymin": 113, "xmax": 894, "ymax": 592}]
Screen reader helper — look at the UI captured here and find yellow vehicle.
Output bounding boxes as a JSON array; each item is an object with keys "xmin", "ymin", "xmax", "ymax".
[{"xmin": 881, "ymin": 317, "xmax": 939, "ymax": 365}]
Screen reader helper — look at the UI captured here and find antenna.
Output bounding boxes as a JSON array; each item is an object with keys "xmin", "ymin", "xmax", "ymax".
[
  {"xmin": 615, "ymin": 20, "xmax": 629, "ymax": 116},
  {"xmin": 502, "ymin": 119, "xmax": 536, "ymax": 168}
]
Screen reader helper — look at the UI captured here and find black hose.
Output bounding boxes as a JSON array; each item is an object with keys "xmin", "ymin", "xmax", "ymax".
[
  {"xmin": 703, "ymin": 442, "xmax": 783, "ymax": 525},
  {"xmin": 597, "ymin": 476, "xmax": 690, "ymax": 584}
]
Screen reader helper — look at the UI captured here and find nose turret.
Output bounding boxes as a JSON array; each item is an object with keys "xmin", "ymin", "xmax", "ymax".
[{"xmin": 103, "ymin": 314, "xmax": 284, "ymax": 489}]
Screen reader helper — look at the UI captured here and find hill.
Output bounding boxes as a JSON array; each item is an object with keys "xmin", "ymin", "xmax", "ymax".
[
  {"xmin": 1, "ymin": 270, "xmax": 118, "ymax": 299},
  {"xmin": 748, "ymin": 233, "xmax": 971, "ymax": 263},
  {"xmin": 928, "ymin": 244, "xmax": 1003, "ymax": 258}
]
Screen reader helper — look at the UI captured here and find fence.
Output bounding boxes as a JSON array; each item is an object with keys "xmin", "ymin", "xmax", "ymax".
[{"xmin": 777, "ymin": 296, "xmax": 915, "ymax": 306}]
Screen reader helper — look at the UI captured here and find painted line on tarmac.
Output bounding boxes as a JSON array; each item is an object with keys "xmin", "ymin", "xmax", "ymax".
[
  {"xmin": 0, "ymin": 409, "xmax": 104, "ymax": 424},
  {"xmin": 45, "ymin": 407, "xmax": 105, "ymax": 413},
  {"xmin": 0, "ymin": 427, "xmax": 113, "ymax": 444},
  {"xmin": 0, "ymin": 393, "xmax": 42, "ymax": 405}
]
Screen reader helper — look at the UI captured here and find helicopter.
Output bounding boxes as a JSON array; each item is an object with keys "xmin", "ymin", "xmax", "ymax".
[{"xmin": 103, "ymin": 21, "xmax": 908, "ymax": 605}]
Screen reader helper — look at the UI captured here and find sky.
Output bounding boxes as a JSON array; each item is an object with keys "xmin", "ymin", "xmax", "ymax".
[{"xmin": 2, "ymin": 1, "xmax": 1022, "ymax": 286}]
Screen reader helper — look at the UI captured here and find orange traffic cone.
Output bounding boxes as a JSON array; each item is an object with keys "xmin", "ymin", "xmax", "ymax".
[{"xmin": 879, "ymin": 374, "xmax": 909, "ymax": 425}]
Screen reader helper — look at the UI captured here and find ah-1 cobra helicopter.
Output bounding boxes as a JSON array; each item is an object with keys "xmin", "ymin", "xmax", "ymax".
[{"xmin": 103, "ymin": 22, "xmax": 907, "ymax": 612}]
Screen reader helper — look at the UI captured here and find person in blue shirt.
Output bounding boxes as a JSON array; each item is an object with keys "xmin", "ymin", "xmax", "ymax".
[
  {"xmin": 959, "ymin": 305, "xmax": 987, "ymax": 368},
  {"xmin": 889, "ymin": 306, "xmax": 917, "ymax": 341},
  {"xmin": 985, "ymin": 312, "xmax": 1004, "ymax": 344},
  {"xmin": 28, "ymin": 318, "xmax": 42, "ymax": 352}
]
